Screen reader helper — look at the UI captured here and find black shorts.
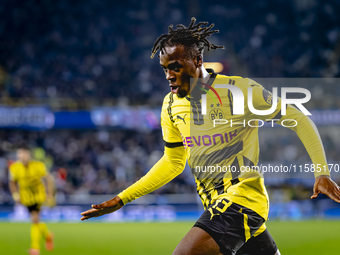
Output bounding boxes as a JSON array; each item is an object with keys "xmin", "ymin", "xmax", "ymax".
[
  {"xmin": 194, "ymin": 198, "xmax": 277, "ymax": 255},
  {"xmin": 27, "ymin": 204, "xmax": 41, "ymax": 213},
  {"xmin": 236, "ymin": 229, "xmax": 278, "ymax": 255}
]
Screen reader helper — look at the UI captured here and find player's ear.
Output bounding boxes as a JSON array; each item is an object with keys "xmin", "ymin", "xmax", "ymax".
[{"xmin": 196, "ymin": 54, "xmax": 203, "ymax": 67}]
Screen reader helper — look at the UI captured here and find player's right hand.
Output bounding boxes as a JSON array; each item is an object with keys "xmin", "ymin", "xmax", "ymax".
[
  {"xmin": 80, "ymin": 196, "xmax": 124, "ymax": 221},
  {"xmin": 12, "ymin": 192, "xmax": 21, "ymax": 204}
]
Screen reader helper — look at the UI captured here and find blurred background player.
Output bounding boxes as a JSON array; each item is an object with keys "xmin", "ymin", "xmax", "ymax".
[{"xmin": 9, "ymin": 146, "xmax": 55, "ymax": 255}]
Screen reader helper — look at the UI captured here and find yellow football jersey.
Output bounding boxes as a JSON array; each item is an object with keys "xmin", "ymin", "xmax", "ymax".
[
  {"xmin": 161, "ymin": 70, "xmax": 282, "ymax": 220},
  {"xmin": 9, "ymin": 161, "xmax": 47, "ymax": 206},
  {"xmin": 118, "ymin": 69, "xmax": 329, "ymax": 220}
]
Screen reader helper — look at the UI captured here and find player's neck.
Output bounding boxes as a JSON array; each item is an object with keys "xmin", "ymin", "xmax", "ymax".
[
  {"xmin": 189, "ymin": 67, "xmax": 211, "ymax": 97},
  {"xmin": 200, "ymin": 67, "xmax": 210, "ymax": 83},
  {"xmin": 21, "ymin": 161, "xmax": 30, "ymax": 167}
]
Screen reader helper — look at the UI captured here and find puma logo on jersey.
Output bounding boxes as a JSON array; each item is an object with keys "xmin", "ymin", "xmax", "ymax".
[
  {"xmin": 208, "ymin": 208, "xmax": 220, "ymax": 220},
  {"xmin": 177, "ymin": 114, "xmax": 187, "ymax": 124}
]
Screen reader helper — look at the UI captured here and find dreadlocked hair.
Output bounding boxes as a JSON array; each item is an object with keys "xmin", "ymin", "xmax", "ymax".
[{"xmin": 150, "ymin": 17, "xmax": 224, "ymax": 58}]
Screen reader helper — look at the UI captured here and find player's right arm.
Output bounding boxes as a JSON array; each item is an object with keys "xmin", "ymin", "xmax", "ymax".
[
  {"xmin": 9, "ymin": 165, "xmax": 20, "ymax": 203},
  {"xmin": 81, "ymin": 94, "xmax": 186, "ymax": 220},
  {"xmin": 80, "ymin": 146, "xmax": 185, "ymax": 220}
]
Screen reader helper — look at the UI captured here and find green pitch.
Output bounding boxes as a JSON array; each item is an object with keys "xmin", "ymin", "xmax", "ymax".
[{"xmin": 0, "ymin": 220, "xmax": 339, "ymax": 255}]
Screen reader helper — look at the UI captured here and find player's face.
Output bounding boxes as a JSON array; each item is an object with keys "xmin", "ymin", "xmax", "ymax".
[
  {"xmin": 159, "ymin": 45, "xmax": 200, "ymax": 98},
  {"xmin": 17, "ymin": 149, "xmax": 31, "ymax": 164}
]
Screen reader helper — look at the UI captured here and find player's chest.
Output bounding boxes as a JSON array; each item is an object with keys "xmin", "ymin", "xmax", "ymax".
[
  {"xmin": 16, "ymin": 168, "xmax": 40, "ymax": 183},
  {"xmin": 172, "ymin": 95, "xmax": 245, "ymax": 136}
]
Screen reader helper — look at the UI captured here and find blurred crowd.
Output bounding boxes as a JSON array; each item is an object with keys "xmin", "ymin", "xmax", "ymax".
[
  {"xmin": 0, "ymin": 129, "xmax": 196, "ymax": 204},
  {"xmin": 0, "ymin": 0, "xmax": 340, "ymax": 109}
]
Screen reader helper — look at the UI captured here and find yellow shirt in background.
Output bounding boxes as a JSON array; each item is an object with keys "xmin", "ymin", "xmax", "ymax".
[{"xmin": 9, "ymin": 161, "xmax": 47, "ymax": 206}]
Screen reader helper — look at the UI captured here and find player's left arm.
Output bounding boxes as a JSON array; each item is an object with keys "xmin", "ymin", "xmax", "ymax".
[
  {"xmin": 44, "ymin": 173, "xmax": 55, "ymax": 200},
  {"xmin": 41, "ymin": 163, "xmax": 55, "ymax": 206},
  {"xmin": 247, "ymin": 81, "xmax": 340, "ymax": 203},
  {"xmin": 279, "ymin": 105, "xmax": 340, "ymax": 203}
]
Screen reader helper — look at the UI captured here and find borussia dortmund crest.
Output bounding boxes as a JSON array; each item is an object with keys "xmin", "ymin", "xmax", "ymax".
[{"xmin": 209, "ymin": 108, "xmax": 225, "ymax": 122}]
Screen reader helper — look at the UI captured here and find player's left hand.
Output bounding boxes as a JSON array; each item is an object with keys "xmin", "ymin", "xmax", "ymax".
[
  {"xmin": 46, "ymin": 195, "xmax": 56, "ymax": 208},
  {"xmin": 80, "ymin": 196, "xmax": 124, "ymax": 221},
  {"xmin": 311, "ymin": 175, "xmax": 340, "ymax": 203}
]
